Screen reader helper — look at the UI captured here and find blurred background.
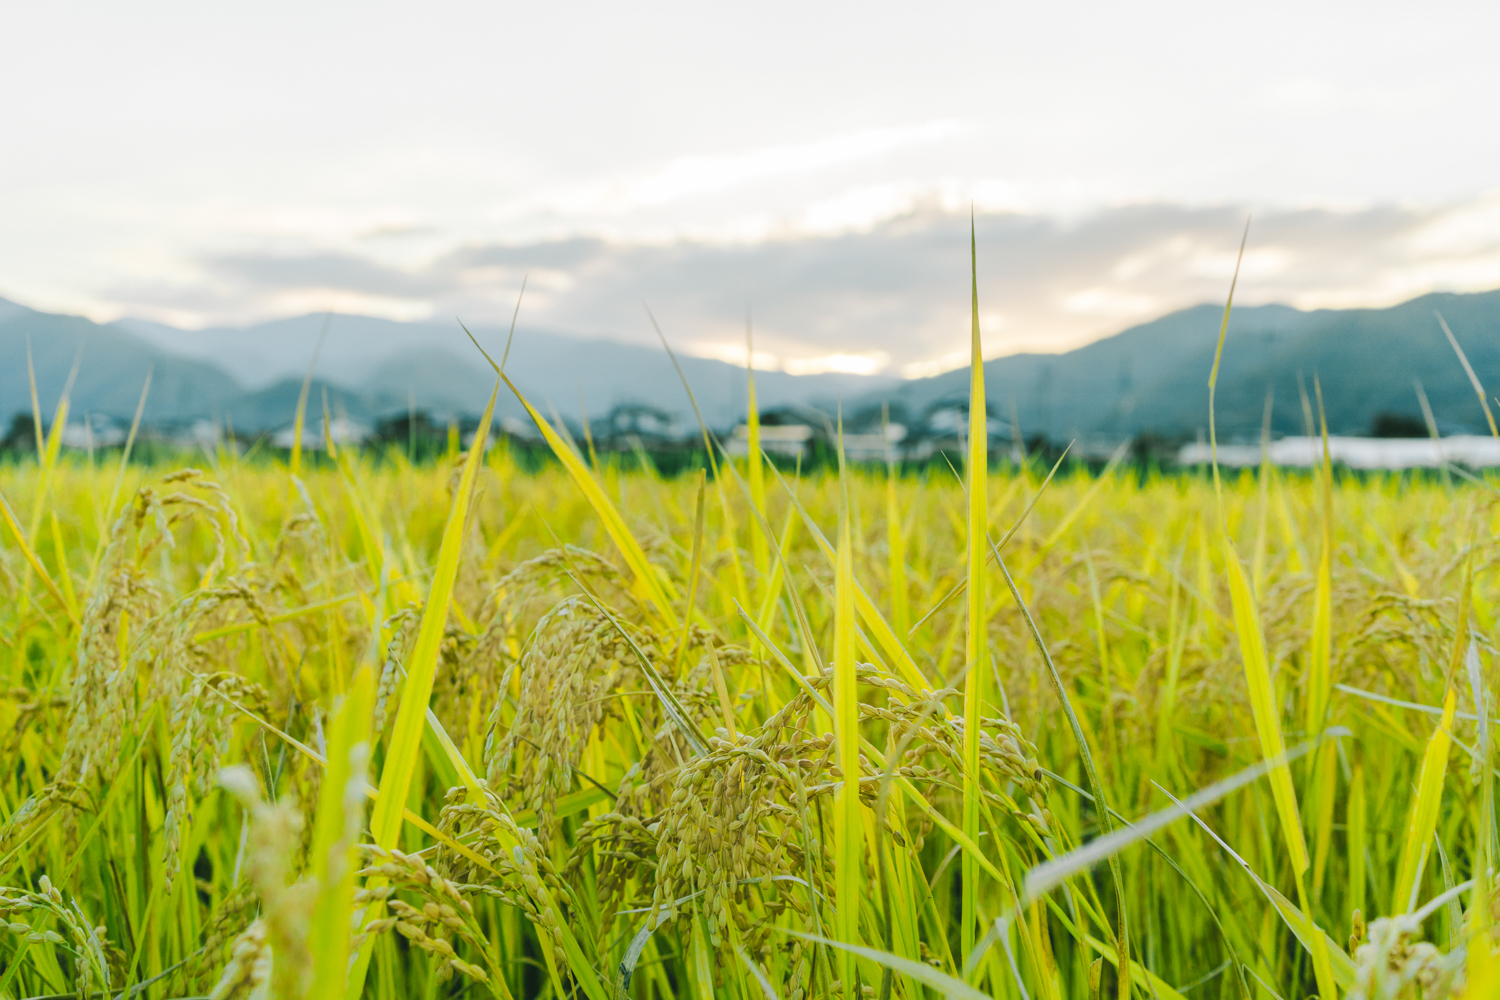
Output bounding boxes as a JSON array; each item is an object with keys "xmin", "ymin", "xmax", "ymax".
[{"xmin": 5, "ymin": 1, "xmax": 1500, "ymax": 461}]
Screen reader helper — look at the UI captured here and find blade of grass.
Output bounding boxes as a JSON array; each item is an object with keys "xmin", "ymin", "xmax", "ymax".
[
  {"xmin": 1206, "ymin": 223, "xmax": 1338, "ymax": 1000},
  {"xmin": 675, "ymin": 469, "xmax": 708, "ymax": 674},
  {"xmin": 961, "ymin": 215, "xmax": 988, "ymax": 964},
  {"xmin": 1159, "ymin": 782, "xmax": 1357, "ymax": 991},
  {"xmin": 746, "ymin": 314, "xmax": 769, "ymax": 593},
  {"xmin": 833, "ymin": 408, "xmax": 861, "ymax": 988},
  {"xmin": 289, "ymin": 313, "xmax": 332, "ymax": 480},
  {"xmin": 907, "ymin": 443, "xmax": 1072, "ymax": 640},
  {"xmin": 643, "ymin": 305, "xmax": 749, "ymax": 611},
  {"xmin": 785, "ymin": 931, "xmax": 992, "ymax": 1000},
  {"xmin": 307, "ymin": 667, "xmax": 373, "ymax": 1000},
  {"xmin": 1308, "ymin": 377, "xmax": 1334, "ymax": 737},
  {"xmin": 1436, "ymin": 310, "xmax": 1498, "ymax": 437},
  {"xmin": 0, "ymin": 487, "xmax": 79, "ymax": 629},
  {"xmin": 1025, "ymin": 729, "xmax": 1344, "ymax": 901},
  {"xmin": 350, "ymin": 340, "xmax": 499, "ymax": 998},
  {"xmin": 89, "ymin": 368, "xmax": 152, "ymax": 582},
  {"xmin": 1206, "ymin": 220, "xmax": 1334, "ymax": 1000},
  {"xmin": 499, "ymin": 372, "xmax": 678, "ymax": 628},
  {"xmin": 991, "ymin": 537, "xmax": 1128, "ymax": 999},
  {"xmin": 1349, "ymin": 763, "xmax": 1366, "ymax": 924},
  {"xmin": 883, "ymin": 403, "xmax": 910, "ymax": 637},
  {"xmin": 1308, "ymin": 380, "xmax": 1337, "ymax": 896},
  {"xmin": 1469, "ymin": 636, "xmax": 1494, "ymax": 984},
  {"xmin": 1392, "ymin": 686, "xmax": 1459, "ymax": 913}
]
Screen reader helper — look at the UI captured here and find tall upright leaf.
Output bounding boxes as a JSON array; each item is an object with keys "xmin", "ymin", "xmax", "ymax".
[
  {"xmin": 885, "ymin": 403, "xmax": 910, "ymax": 637},
  {"xmin": 307, "ymin": 667, "xmax": 373, "ymax": 1000},
  {"xmin": 833, "ymin": 412, "xmax": 862, "ymax": 988},
  {"xmin": 1392, "ymin": 686, "xmax": 1457, "ymax": 914},
  {"xmin": 1207, "ymin": 221, "xmax": 1334, "ymax": 1000},
  {"xmin": 348, "ymin": 368, "xmax": 500, "ymax": 999},
  {"xmin": 1392, "ymin": 582, "xmax": 1467, "ymax": 915},
  {"xmin": 502, "ymin": 372, "xmax": 678, "ymax": 628},
  {"xmin": 746, "ymin": 317, "xmax": 769, "ymax": 591},
  {"xmin": 961, "ymin": 218, "xmax": 987, "ymax": 961}
]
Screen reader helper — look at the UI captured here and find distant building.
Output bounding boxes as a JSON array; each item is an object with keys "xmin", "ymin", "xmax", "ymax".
[
  {"xmin": 728, "ymin": 423, "xmax": 815, "ymax": 459},
  {"xmin": 1178, "ymin": 435, "xmax": 1500, "ymax": 469},
  {"xmin": 727, "ymin": 405, "xmax": 829, "ymax": 460},
  {"xmin": 500, "ymin": 415, "xmax": 544, "ymax": 442},
  {"xmin": 60, "ymin": 418, "xmax": 127, "ymax": 449},
  {"xmin": 145, "ymin": 418, "xmax": 224, "ymax": 448},
  {"xmin": 838, "ymin": 422, "xmax": 907, "ymax": 462},
  {"xmin": 903, "ymin": 398, "xmax": 1008, "ymax": 462},
  {"xmin": 591, "ymin": 404, "xmax": 683, "ymax": 450},
  {"xmin": 272, "ymin": 416, "xmax": 370, "ymax": 450}
]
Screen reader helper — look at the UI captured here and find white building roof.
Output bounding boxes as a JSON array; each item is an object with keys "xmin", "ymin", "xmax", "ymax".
[{"xmin": 1178, "ymin": 435, "xmax": 1500, "ymax": 469}]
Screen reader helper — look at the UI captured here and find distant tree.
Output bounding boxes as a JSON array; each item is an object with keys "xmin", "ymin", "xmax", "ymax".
[
  {"xmin": 1, "ymin": 414, "xmax": 37, "ymax": 454},
  {"xmin": 373, "ymin": 409, "xmax": 444, "ymax": 460},
  {"xmin": 1370, "ymin": 412, "xmax": 1428, "ymax": 438},
  {"xmin": 1131, "ymin": 430, "xmax": 1187, "ymax": 464}
]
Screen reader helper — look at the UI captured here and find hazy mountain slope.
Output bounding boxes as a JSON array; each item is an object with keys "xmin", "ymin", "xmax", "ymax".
[
  {"xmin": 11, "ymin": 304, "xmax": 898, "ymax": 432},
  {"xmin": 0, "ymin": 303, "xmax": 242, "ymax": 426},
  {"xmin": 11, "ymin": 287, "xmax": 1500, "ymax": 441},
  {"xmin": 218, "ymin": 378, "xmax": 379, "ymax": 432},
  {"xmin": 116, "ymin": 314, "xmax": 464, "ymax": 390},
  {"xmin": 860, "ymin": 290, "xmax": 1500, "ymax": 441},
  {"xmin": 0, "ymin": 297, "xmax": 27, "ymax": 324},
  {"xmin": 1145, "ymin": 290, "xmax": 1500, "ymax": 438},
  {"xmin": 873, "ymin": 303, "xmax": 1321, "ymax": 439},
  {"xmin": 122, "ymin": 312, "xmax": 901, "ymax": 428},
  {"xmin": 489, "ymin": 331, "xmax": 899, "ymax": 428}
]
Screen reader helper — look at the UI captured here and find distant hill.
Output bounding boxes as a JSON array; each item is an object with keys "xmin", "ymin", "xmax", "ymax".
[
  {"xmin": 1167, "ymin": 291, "xmax": 1500, "ymax": 439},
  {"xmin": 5, "ymin": 301, "xmax": 899, "ymax": 433},
  {"xmin": 0, "ymin": 302, "xmax": 242, "ymax": 428},
  {"xmin": 120, "ymin": 312, "xmax": 901, "ymax": 429},
  {"xmin": 862, "ymin": 290, "xmax": 1500, "ymax": 442},
  {"xmin": 6, "ymin": 288, "xmax": 1500, "ymax": 443}
]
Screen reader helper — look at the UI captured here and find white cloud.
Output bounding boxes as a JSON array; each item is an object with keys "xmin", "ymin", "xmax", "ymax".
[
  {"xmin": 88, "ymin": 199, "xmax": 1500, "ymax": 378},
  {"xmin": 783, "ymin": 352, "xmax": 892, "ymax": 376},
  {"xmin": 626, "ymin": 124, "xmax": 962, "ymax": 208}
]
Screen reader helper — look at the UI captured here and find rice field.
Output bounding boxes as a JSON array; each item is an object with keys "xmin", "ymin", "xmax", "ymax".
[{"xmin": 3, "ymin": 309, "xmax": 1499, "ymax": 1000}]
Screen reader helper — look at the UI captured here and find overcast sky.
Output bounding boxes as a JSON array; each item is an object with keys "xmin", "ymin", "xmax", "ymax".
[{"xmin": 5, "ymin": 1, "xmax": 1500, "ymax": 376}]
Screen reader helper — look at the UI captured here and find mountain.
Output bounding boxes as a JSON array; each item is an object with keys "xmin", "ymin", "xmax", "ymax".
[
  {"xmin": 1164, "ymin": 291, "xmax": 1500, "ymax": 439},
  {"xmin": 864, "ymin": 290, "xmax": 1500, "ymax": 442},
  {"xmin": 121, "ymin": 312, "xmax": 902, "ymax": 429},
  {"xmin": 6, "ymin": 303, "xmax": 899, "ymax": 433},
  {"xmin": 7, "ymin": 287, "xmax": 1500, "ymax": 443},
  {"xmin": 0, "ymin": 299, "xmax": 243, "ymax": 428}
]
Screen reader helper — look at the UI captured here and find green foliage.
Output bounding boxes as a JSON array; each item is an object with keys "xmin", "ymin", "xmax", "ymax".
[{"xmin": 1, "ymin": 428, "xmax": 1498, "ymax": 998}]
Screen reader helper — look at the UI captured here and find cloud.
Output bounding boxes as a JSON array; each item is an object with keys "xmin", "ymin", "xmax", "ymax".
[{"xmin": 108, "ymin": 195, "xmax": 1500, "ymax": 376}]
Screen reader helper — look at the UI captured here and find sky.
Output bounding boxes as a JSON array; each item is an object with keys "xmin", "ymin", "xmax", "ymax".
[{"xmin": 4, "ymin": 1, "xmax": 1500, "ymax": 377}]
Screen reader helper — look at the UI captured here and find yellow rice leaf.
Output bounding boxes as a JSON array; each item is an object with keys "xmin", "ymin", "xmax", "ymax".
[
  {"xmin": 1223, "ymin": 540, "xmax": 1309, "ymax": 875},
  {"xmin": 0, "ymin": 487, "xmax": 79, "ymax": 629},
  {"xmin": 367, "ymin": 377, "xmax": 495, "ymax": 850},
  {"xmin": 961, "ymin": 218, "xmax": 988, "ymax": 962},
  {"xmin": 306, "ymin": 667, "xmax": 372, "ymax": 1000},
  {"xmin": 48, "ymin": 512, "xmax": 78, "ymax": 622},
  {"xmin": 1350, "ymin": 763, "xmax": 1367, "ymax": 918},
  {"xmin": 777, "ymin": 486, "xmax": 933, "ymax": 697},
  {"xmin": 745, "ymin": 345, "xmax": 768, "ymax": 589},
  {"xmin": 501, "ymin": 371, "xmax": 679, "ymax": 629},
  {"xmin": 348, "ymin": 377, "xmax": 501, "ymax": 1000},
  {"xmin": 832, "ymin": 424, "xmax": 861, "ymax": 987},
  {"xmin": 1082, "ymin": 935, "xmax": 1190, "ymax": 1000},
  {"xmin": 1392, "ymin": 685, "xmax": 1457, "ymax": 914}
]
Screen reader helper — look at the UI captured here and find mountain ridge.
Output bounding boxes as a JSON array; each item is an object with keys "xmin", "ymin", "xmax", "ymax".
[{"xmin": 5, "ymin": 288, "xmax": 1500, "ymax": 442}]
